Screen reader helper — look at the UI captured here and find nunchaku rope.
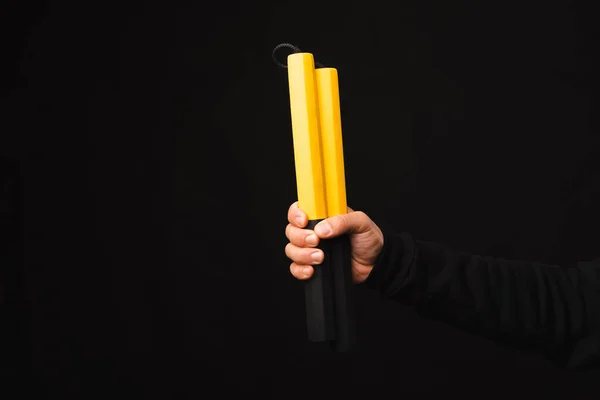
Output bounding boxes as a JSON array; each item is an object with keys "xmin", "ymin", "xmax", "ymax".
[{"xmin": 271, "ymin": 43, "xmax": 325, "ymax": 69}]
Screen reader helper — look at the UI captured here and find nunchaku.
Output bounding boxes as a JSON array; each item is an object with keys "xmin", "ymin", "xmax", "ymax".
[{"xmin": 273, "ymin": 43, "xmax": 356, "ymax": 352}]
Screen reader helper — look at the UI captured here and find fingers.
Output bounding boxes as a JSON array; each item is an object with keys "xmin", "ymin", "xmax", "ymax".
[
  {"xmin": 285, "ymin": 201, "xmax": 318, "ymax": 247},
  {"xmin": 285, "ymin": 223, "xmax": 320, "ymax": 247},
  {"xmin": 287, "ymin": 201, "xmax": 355, "ymax": 230},
  {"xmin": 285, "ymin": 202, "xmax": 370, "ymax": 282},
  {"xmin": 285, "ymin": 243, "xmax": 324, "ymax": 265},
  {"xmin": 287, "ymin": 201, "xmax": 307, "ymax": 228},
  {"xmin": 313, "ymin": 210, "xmax": 372, "ymax": 239},
  {"xmin": 290, "ymin": 262, "xmax": 313, "ymax": 280}
]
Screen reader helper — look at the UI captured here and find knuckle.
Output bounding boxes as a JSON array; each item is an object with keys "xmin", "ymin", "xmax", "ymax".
[
  {"xmin": 289, "ymin": 263, "xmax": 304, "ymax": 279},
  {"xmin": 287, "ymin": 206, "xmax": 297, "ymax": 221},
  {"xmin": 355, "ymin": 210, "xmax": 367, "ymax": 219},
  {"xmin": 288, "ymin": 202, "xmax": 299, "ymax": 217},
  {"xmin": 334, "ymin": 214, "xmax": 348, "ymax": 230},
  {"xmin": 286, "ymin": 224, "xmax": 297, "ymax": 241},
  {"xmin": 284, "ymin": 243, "xmax": 293, "ymax": 258},
  {"xmin": 291, "ymin": 228, "xmax": 305, "ymax": 246}
]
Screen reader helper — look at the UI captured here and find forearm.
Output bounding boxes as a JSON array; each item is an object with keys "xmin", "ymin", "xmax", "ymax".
[{"xmin": 363, "ymin": 232, "xmax": 600, "ymax": 368}]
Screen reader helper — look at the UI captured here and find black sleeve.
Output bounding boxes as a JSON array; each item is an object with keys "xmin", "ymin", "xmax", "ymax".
[{"xmin": 362, "ymin": 232, "xmax": 600, "ymax": 369}]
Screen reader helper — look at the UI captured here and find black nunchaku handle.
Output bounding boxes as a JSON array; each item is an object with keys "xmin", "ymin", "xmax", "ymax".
[{"xmin": 304, "ymin": 219, "xmax": 357, "ymax": 352}]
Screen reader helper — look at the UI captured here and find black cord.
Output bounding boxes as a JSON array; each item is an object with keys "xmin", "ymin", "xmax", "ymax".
[{"xmin": 271, "ymin": 43, "xmax": 325, "ymax": 68}]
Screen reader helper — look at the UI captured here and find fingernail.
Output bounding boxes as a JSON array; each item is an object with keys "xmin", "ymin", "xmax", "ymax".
[
  {"xmin": 295, "ymin": 213, "xmax": 304, "ymax": 225},
  {"xmin": 305, "ymin": 234, "xmax": 318, "ymax": 245},
  {"xmin": 315, "ymin": 222, "xmax": 331, "ymax": 237},
  {"xmin": 311, "ymin": 251, "xmax": 323, "ymax": 264},
  {"xmin": 302, "ymin": 267, "xmax": 312, "ymax": 276}
]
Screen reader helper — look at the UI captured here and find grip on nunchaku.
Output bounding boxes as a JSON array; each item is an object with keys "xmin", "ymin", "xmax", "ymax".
[{"xmin": 286, "ymin": 51, "xmax": 357, "ymax": 352}]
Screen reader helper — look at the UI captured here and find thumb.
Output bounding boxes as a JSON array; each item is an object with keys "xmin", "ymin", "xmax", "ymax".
[{"xmin": 314, "ymin": 211, "xmax": 371, "ymax": 238}]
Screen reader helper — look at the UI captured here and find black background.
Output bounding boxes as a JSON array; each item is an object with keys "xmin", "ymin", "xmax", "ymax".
[{"xmin": 1, "ymin": 0, "xmax": 599, "ymax": 397}]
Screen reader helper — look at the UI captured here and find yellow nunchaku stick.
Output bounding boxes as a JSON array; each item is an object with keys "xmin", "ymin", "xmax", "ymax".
[{"xmin": 275, "ymin": 44, "xmax": 356, "ymax": 351}]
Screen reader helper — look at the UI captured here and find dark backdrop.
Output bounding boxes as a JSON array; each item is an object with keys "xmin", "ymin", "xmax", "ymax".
[{"xmin": 1, "ymin": 0, "xmax": 599, "ymax": 397}]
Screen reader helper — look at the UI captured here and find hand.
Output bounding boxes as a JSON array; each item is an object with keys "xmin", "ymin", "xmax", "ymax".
[{"xmin": 284, "ymin": 202, "xmax": 384, "ymax": 284}]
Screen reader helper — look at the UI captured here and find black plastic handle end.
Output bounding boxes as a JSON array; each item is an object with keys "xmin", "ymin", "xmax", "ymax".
[
  {"xmin": 304, "ymin": 219, "xmax": 356, "ymax": 352},
  {"xmin": 304, "ymin": 219, "xmax": 336, "ymax": 342},
  {"xmin": 328, "ymin": 233, "xmax": 357, "ymax": 352}
]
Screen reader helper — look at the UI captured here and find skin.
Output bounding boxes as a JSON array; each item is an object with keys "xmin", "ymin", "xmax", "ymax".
[{"xmin": 284, "ymin": 202, "xmax": 385, "ymax": 283}]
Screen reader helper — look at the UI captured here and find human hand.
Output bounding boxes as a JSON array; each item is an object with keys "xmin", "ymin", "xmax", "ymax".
[{"xmin": 284, "ymin": 202, "xmax": 384, "ymax": 284}]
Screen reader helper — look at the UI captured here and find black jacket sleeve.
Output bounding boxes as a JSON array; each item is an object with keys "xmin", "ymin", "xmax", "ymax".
[{"xmin": 363, "ymin": 232, "xmax": 600, "ymax": 369}]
